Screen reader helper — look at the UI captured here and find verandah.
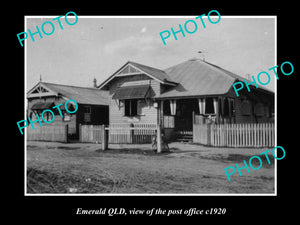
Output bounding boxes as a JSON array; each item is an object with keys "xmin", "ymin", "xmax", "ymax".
[{"xmin": 161, "ymin": 96, "xmax": 235, "ymax": 130}]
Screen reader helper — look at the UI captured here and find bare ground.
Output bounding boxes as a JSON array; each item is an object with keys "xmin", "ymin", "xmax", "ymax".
[{"xmin": 26, "ymin": 141, "xmax": 275, "ymax": 194}]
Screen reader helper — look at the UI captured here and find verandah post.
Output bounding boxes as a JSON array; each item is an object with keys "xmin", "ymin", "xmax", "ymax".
[
  {"xmin": 192, "ymin": 111, "xmax": 195, "ymax": 125},
  {"xmin": 157, "ymin": 123, "xmax": 162, "ymax": 153},
  {"xmin": 130, "ymin": 123, "xmax": 134, "ymax": 144}
]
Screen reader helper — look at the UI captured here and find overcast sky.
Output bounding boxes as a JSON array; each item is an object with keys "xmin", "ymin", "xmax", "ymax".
[{"xmin": 26, "ymin": 16, "xmax": 276, "ymax": 92}]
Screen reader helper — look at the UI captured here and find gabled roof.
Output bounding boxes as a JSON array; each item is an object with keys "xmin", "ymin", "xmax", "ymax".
[
  {"xmin": 27, "ymin": 82, "xmax": 109, "ymax": 106},
  {"xmin": 98, "ymin": 61, "xmax": 177, "ymax": 89},
  {"xmin": 128, "ymin": 61, "xmax": 175, "ymax": 84}
]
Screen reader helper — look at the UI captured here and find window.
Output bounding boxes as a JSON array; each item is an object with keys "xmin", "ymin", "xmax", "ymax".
[
  {"xmin": 84, "ymin": 106, "xmax": 91, "ymax": 113},
  {"xmin": 241, "ymin": 100, "xmax": 252, "ymax": 116},
  {"xmin": 223, "ymin": 98, "xmax": 230, "ymax": 116},
  {"xmin": 124, "ymin": 99, "xmax": 138, "ymax": 116},
  {"xmin": 44, "ymin": 111, "xmax": 54, "ymax": 122},
  {"xmin": 254, "ymin": 103, "xmax": 265, "ymax": 116},
  {"xmin": 83, "ymin": 106, "xmax": 91, "ymax": 122},
  {"xmin": 63, "ymin": 112, "xmax": 71, "ymax": 121}
]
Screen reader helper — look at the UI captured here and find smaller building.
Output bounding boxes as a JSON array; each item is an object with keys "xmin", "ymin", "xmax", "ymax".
[{"xmin": 27, "ymin": 81, "xmax": 109, "ymax": 140}]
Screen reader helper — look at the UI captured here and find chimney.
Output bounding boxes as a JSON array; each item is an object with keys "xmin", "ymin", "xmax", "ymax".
[
  {"xmin": 93, "ymin": 78, "xmax": 97, "ymax": 88},
  {"xmin": 246, "ymin": 74, "xmax": 250, "ymax": 81}
]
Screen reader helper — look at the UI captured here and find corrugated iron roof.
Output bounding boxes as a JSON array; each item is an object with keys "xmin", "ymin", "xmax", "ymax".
[
  {"xmin": 31, "ymin": 102, "xmax": 55, "ymax": 110},
  {"xmin": 38, "ymin": 82, "xmax": 109, "ymax": 105},
  {"xmin": 158, "ymin": 59, "xmax": 236, "ymax": 98},
  {"xmin": 157, "ymin": 58, "xmax": 273, "ymax": 98}
]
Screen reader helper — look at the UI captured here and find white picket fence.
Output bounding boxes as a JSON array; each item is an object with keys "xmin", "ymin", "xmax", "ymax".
[
  {"xmin": 79, "ymin": 123, "xmax": 157, "ymax": 144},
  {"xmin": 108, "ymin": 123, "xmax": 157, "ymax": 144},
  {"xmin": 193, "ymin": 123, "xmax": 275, "ymax": 147}
]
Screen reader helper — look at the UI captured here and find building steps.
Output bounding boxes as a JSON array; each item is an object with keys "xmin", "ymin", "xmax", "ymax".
[{"xmin": 174, "ymin": 131, "xmax": 193, "ymax": 143}]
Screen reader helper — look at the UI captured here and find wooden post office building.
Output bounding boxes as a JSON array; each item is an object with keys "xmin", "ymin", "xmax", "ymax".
[{"xmin": 98, "ymin": 58, "xmax": 274, "ymax": 140}]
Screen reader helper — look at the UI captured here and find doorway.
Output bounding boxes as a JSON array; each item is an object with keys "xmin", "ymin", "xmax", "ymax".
[{"xmin": 175, "ymin": 98, "xmax": 199, "ymax": 131}]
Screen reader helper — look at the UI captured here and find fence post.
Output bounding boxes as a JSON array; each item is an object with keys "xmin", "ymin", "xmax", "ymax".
[
  {"xmin": 130, "ymin": 123, "xmax": 134, "ymax": 144},
  {"xmin": 65, "ymin": 124, "xmax": 69, "ymax": 143},
  {"xmin": 101, "ymin": 125, "xmax": 108, "ymax": 150},
  {"xmin": 79, "ymin": 123, "xmax": 82, "ymax": 142},
  {"xmin": 207, "ymin": 124, "xmax": 211, "ymax": 146}
]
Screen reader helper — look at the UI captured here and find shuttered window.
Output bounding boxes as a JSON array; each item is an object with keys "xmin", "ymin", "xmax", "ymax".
[{"xmin": 124, "ymin": 99, "xmax": 138, "ymax": 117}]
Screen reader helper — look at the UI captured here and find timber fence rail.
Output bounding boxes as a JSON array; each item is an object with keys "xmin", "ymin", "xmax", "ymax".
[{"xmin": 193, "ymin": 123, "xmax": 275, "ymax": 148}]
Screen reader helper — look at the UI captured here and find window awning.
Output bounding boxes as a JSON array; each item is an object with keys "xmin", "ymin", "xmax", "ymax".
[
  {"xmin": 112, "ymin": 85, "xmax": 154, "ymax": 100},
  {"xmin": 31, "ymin": 102, "xmax": 55, "ymax": 110}
]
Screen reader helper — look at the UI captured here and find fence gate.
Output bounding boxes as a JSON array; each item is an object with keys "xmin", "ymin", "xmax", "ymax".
[
  {"xmin": 193, "ymin": 124, "xmax": 209, "ymax": 145},
  {"xmin": 79, "ymin": 124, "xmax": 103, "ymax": 143}
]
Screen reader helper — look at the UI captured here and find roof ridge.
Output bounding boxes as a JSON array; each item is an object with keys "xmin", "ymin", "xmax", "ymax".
[
  {"xmin": 41, "ymin": 81, "xmax": 103, "ymax": 91},
  {"xmin": 128, "ymin": 61, "xmax": 176, "ymax": 84},
  {"xmin": 129, "ymin": 61, "xmax": 166, "ymax": 73}
]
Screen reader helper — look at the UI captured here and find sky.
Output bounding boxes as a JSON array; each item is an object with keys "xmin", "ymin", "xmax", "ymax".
[{"xmin": 26, "ymin": 16, "xmax": 276, "ymax": 92}]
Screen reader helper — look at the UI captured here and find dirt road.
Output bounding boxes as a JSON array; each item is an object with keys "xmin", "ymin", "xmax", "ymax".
[{"xmin": 26, "ymin": 141, "xmax": 275, "ymax": 194}]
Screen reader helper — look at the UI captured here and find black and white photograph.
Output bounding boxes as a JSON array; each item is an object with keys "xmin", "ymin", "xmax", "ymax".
[
  {"xmin": 14, "ymin": 6, "xmax": 297, "ymax": 220},
  {"xmin": 24, "ymin": 15, "xmax": 276, "ymax": 195}
]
